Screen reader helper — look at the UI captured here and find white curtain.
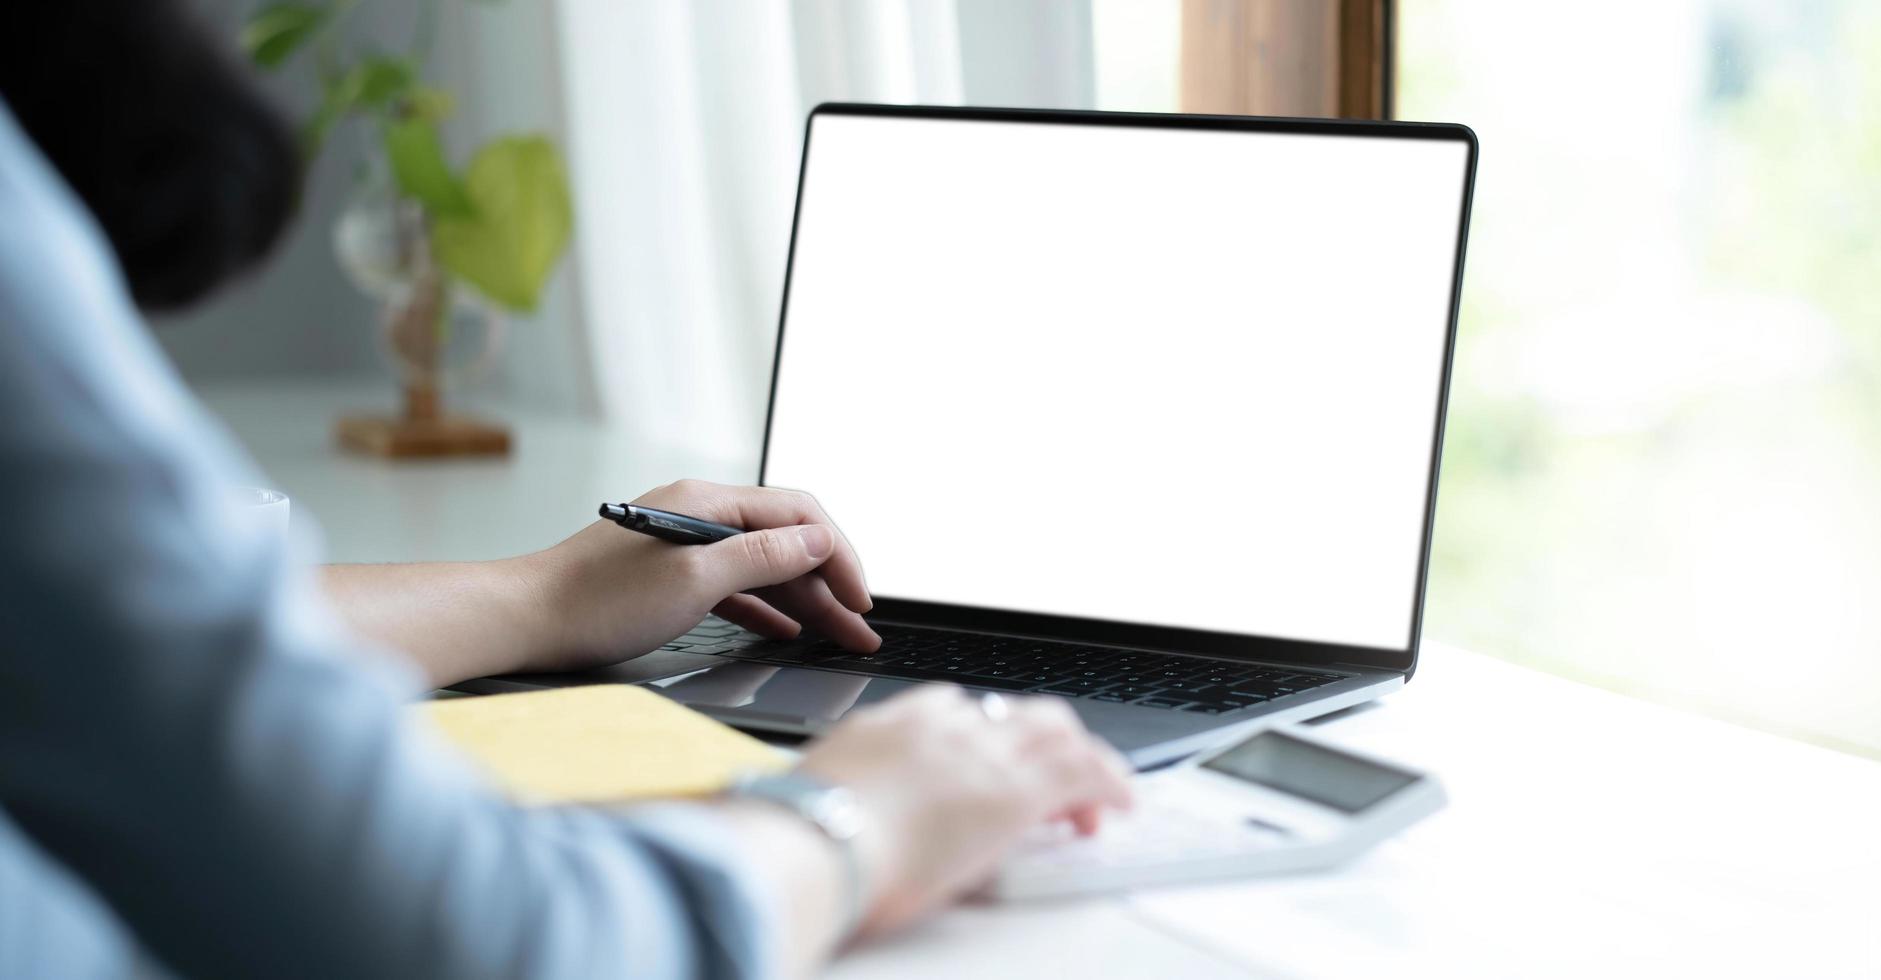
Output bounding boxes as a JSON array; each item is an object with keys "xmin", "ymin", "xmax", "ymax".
[{"xmin": 554, "ymin": 0, "xmax": 1094, "ymax": 470}]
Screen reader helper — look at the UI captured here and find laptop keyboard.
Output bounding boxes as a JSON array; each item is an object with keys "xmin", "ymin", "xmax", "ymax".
[{"xmin": 658, "ymin": 619, "xmax": 1346, "ymax": 714}]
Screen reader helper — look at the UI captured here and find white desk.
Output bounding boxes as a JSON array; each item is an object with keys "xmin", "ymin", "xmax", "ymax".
[{"xmin": 206, "ymin": 379, "xmax": 1881, "ymax": 979}]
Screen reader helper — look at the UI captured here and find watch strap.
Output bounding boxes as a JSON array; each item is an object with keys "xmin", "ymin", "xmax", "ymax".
[{"xmin": 728, "ymin": 771, "xmax": 868, "ymax": 935}]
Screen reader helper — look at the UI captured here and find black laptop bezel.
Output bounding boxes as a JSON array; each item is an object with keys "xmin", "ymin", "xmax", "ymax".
[{"xmin": 757, "ymin": 102, "xmax": 1479, "ymax": 679}]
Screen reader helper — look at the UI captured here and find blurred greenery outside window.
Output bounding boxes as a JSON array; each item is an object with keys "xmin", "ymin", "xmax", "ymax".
[
  {"xmin": 1400, "ymin": 0, "xmax": 1881, "ymax": 758},
  {"xmin": 1089, "ymin": 1, "xmax": 1881, "ymax": 758}
]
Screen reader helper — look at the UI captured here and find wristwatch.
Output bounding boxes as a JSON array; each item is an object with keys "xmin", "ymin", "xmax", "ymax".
[{"xmin": 728, "ymin": 772, "xmax": 869, "ymax": 933}]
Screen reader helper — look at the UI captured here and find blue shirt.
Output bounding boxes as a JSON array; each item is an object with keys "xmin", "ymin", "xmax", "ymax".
[{"xmin": 0, "ymin": 101, "xmax": 776, "ymax": 978}]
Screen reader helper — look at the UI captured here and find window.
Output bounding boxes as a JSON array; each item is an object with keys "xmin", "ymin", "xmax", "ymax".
[
  {"xmin": 1401, "ymin": 0, "xmax": 1881, "ymax": 756},
  {"xmin": 1092, "ymin": 0, "xmax": 1881, "ymax": 757}
]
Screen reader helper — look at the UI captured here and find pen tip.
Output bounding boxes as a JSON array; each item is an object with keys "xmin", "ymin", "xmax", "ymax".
[{"xmin": 599, "ymin": 503, "xmax": 627, "ymax": 520}]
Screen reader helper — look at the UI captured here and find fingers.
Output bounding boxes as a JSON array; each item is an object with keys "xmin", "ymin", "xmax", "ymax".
[
  {"xmin": 654, "ymin": 482, "xmax": 872, "ymax": 615},
  {"xmin": 1085, "ymin": 737, "xmax": 1136, "ymax": 811},
  {"xmin": 1009, "ymin": 697, "xmax": 1135, "ymax": 815},
  {"xmin": 1062, "ymin": 804, "xmax": 1105, "ymax": 836},
  {"xmin": 693, "ymin": 525, "xmax": 879, "ymax": 650},
  {"xmin": 696, "ymin": 524, "xmax": 833, "ymax": 595},
  {"xmin": 872, "ymin": 687, "xmax": 1132, "ymax": 806},
  {"xmin": 752, "ymin": 573, "xmax": 882, "ymax": 652},
  {"xmin": 711, "ymin": 593, "xmax": 802, "ymax": 640},
  {"xmin": 871, "ymin": 687, "xmax": 1134, "ymax": 818}
]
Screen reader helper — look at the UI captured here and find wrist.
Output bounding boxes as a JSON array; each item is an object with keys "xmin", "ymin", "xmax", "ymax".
[
  {"xmin": 713, "ymin": 799, "xmax": 857, "ymax": 970},
  {"xmin": 488, "ymin": 551, "xmax": 570, "ymax": 675},
  {"xmin": 725, "ymin": 772, "xmax": 873, "ymax": 939}
]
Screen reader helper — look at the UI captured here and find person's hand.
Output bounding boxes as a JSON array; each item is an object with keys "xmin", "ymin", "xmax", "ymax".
[
  {"xmin": 517, "ymin": 480, "xmax": 879, "ymax": 673},
  {"xmin": 795, "ymin": 685, "xmax": 1135, "ymax": 937}
]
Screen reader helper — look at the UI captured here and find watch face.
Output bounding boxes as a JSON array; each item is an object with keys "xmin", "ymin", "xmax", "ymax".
[
  {"xmin": 742, "ymin": 774, "xmax": 865, "ymax": 841},
  {"xmin": 743, "ymin": 775, "xmax": 867, "ymax": 932},
  {"xmin": 809, "ymin": 787, "xmax": 866, "ymax": 840}
]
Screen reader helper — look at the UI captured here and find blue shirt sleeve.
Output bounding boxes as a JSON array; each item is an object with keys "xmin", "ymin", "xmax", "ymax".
[{"xmin": 0, "ymin": 100, "xmax": 780, "ymax": 979}]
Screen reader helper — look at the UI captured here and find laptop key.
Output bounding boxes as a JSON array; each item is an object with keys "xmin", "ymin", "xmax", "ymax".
[{"xmin": 1133, "ymin": 697, "xmax": 1191, "ymax": 710}]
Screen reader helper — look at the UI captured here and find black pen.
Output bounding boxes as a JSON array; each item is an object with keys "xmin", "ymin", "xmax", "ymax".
[{"xmin": 599, "ymin": 502, "xmax": 743, "ymax": 545}]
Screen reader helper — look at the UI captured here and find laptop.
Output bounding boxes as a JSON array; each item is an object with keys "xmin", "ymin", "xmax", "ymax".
[{"xmin": 512, "ymin": 104, "xmax": 1477, "ymax": 768}]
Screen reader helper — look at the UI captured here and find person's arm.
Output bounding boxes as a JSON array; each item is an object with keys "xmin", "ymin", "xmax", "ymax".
[
  {"xmin": 0, "ymin": 105, "xmax": 1129, "ymax": 978},
  {"xmin": 320, "ymin": 559, "xmax": 552, "ymax": 687},
  {"xmin": 0, "ymin": 127, "xmax": 771, "ymax": 975},
  {"xmin": 322, "ymin": 482, "xmax": 884, "ymax": 688}
]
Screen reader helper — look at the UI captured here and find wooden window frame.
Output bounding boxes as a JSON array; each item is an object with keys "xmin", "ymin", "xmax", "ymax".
[{"xmin": 1180, "ymin": 0, "xmax": 1394, "ymax": 120}]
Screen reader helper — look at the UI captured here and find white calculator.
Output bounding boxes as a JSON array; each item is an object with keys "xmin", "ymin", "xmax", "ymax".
[{"xmin": 993, "ymin": 724, "xmax": 1444, "ymax": 900}]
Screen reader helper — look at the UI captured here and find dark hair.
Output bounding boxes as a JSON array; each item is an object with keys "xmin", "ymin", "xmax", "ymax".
[{"xmin": 0, "ymin": 1, "xmax": 300, "ymax": 311}]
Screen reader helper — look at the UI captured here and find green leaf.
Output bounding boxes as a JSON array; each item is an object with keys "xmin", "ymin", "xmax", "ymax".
[
  {"xmin": 382, "ymin": 118, "xmax": 475, "ymax": 218},
  {"xmin": 299, "ymin": 57, "xmax": 419, "ymax": 159},
  {"xmin": 347, "ymin": 56, "xmax": 417, "ymax": 109},
  {"xmin": 405, "ymin": 86, "xmax": 457, "ymax": 123},
  {"xmin": 241, "ymin": 3, "xmax": 330, "ymax": 69},
  {"xmin": 430, "ymin": 137, "xmax": 573, "ymax": 312}
]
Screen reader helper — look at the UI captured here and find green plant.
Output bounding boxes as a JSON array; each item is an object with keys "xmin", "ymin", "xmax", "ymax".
[{"xmin": 240, "ymin": 0, "xmax": 571, "ymax": 314}]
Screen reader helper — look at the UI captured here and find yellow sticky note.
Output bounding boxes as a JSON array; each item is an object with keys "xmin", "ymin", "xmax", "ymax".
[{"xmin": 418, "ymin": 685, "xmax": 788, "ymax": 804}]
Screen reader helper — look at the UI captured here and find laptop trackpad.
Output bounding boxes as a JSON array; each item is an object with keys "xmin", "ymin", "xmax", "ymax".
[{"xmin": 651, "ymin": 662, "xmax": 922, "ymax": 729}]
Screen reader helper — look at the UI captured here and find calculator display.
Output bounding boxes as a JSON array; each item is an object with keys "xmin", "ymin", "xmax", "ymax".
[{"xmin": 1201, "ymin": 730, "xmax": 1417, "ymax": 813}]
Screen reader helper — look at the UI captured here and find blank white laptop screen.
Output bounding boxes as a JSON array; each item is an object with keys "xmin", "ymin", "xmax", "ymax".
[{"xmin": 764, "ymin": 111, "xmax": 1471, "ymax": 651}]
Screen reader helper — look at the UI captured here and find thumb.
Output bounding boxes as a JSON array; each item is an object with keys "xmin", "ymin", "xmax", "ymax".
[{"xmin": 704, "ymin": 524, "xmax": 836, "ymax": 594}]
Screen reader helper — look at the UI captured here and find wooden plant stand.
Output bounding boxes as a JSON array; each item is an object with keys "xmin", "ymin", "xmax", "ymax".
[
  {"xmin": 334, "ymin": 244, "xmax": 511, "ymax": 459},
  {"xmin": 335, "ymin": 383, "xmax": 511, "ymax": 458}
]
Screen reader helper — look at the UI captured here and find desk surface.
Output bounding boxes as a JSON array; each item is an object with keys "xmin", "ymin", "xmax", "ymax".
[{"xmin": 207, "ymin": 380, "xmax": 1881, "ymax": 979}]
